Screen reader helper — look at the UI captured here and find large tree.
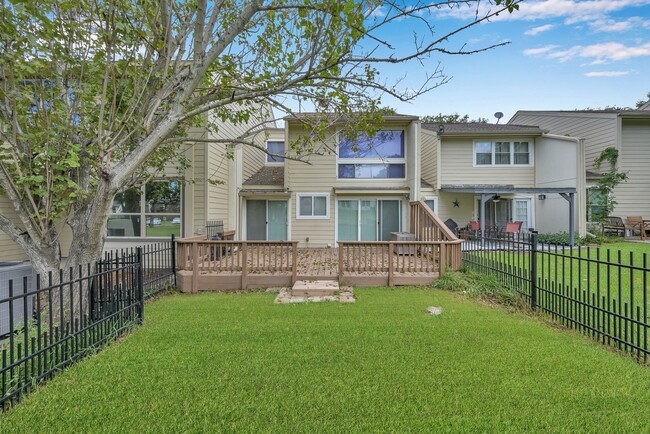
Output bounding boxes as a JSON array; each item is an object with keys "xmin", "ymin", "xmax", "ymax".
[{"xmin": 0, "ymin": 0, "xmax": 520, "ymax": 277}]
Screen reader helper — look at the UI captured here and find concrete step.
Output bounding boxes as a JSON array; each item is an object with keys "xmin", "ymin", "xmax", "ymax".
[{"xmin": 291, "ymin": 280, "xmax": 340, "ymax": 297}]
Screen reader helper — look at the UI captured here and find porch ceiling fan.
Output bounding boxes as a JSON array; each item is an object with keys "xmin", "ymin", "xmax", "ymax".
[{"xmin": 492, "ymin": 194, "xmax": 502, "ymax": 203}]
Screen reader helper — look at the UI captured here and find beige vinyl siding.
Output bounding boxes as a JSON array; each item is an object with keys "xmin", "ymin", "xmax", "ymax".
[
  {"xmin": 436, "ymin": 192, "xmax": 476, "ymax": 229},
  {"xmin": 0, "ymin": 197, "xmax": 29, "ymax": 261},
  {"xmin": 242, "ymin": 145, "xmax": 265, "ymax": 181},
  {"xmin": 291, "ymin": 194, "xmax": 335, "ymax": 247},
  {"xmin": 510, "ymin": 112, "xmax": 618, "ymax": 170},
  {"xmin": 440, "ymin": 138, "xmax": 535, "ymax": 187},
  {"xmin": 0, "ymin": 196, "xmax": 75, "ymax": 261},
  {"xmin": 285, "ymin": 121, "xmax": 413, "ymax": 247},
  {"xmin": 286, "ymin": 123, "xmax": 412, "ymax": 190},
  {"xmin": 192, "ymin": 143, "xmax": 207, "ymax": 234},
  {"xmin": 420, "ymin": 130, "xmax": 438, "ymax": 189},
  {"xmin": 614, "ymin": 119, "xmax": 650, "ymax": 216},
  {"xmin": 205, "ymin": 142, "xmax": 231, "ymax": 229}
]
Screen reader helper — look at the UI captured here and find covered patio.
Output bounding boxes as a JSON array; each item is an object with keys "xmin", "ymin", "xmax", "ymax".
[{"xmin": 440, "ymin": 185, "xmax": 579, "ymax": 246}]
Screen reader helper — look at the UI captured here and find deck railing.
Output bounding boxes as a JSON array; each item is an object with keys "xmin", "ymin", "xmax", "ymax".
[
  {"xmin": 409, "ymin": 200, "xmax": 459, "ymax": 242},
  {"xmin": 175, "ymin": 238, "xmax": 298, "ymax": 291},
  {"xmin": 338, "ymin": 240, "xmax": 462, "ymax": 284}
]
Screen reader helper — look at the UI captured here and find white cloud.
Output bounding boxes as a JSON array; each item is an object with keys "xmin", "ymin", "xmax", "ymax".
[
  {"xmin": 436, "ymin": 0, "xmax": 650, "ymax": 24},
  {"xmin": 585, "ymin": 71, "xmax": 630, "ymax": 77},
  {"xmin": 531, "ymin": 41, "xmax": 650, "ymax": 63},
  {"xmin": 523, "ymin": 45, "xmax": 559, "ymax": 55},
  {"xmin": 525, "ymin": 24, "xmax": 555, "ymax": 35},
  {"xmin": 590, "ymin": 16, "xmax": 650, "ymax": 32}
]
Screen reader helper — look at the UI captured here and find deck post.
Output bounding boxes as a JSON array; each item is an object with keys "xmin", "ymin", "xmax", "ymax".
[
  {"xmin": 241, "ymin": 242, "xmax": 248, "ymax": 289},
  {"xmin": 439, "ymin": 243, "xmax": 446, "ymax": 277},
  {"xmin": 291, "ymin": 242, "xmax": 298, "ymax": 285},
  {"xmin": 192, "ymin": 242, "xmax": 199, "ymax": 294},
  {"xmin": 338, "ymin": 243, "xmax": 344, "ymax": 281},
  {"xmin": 388, "ymin": 243, "xmax": 394, "ymax": 286}
]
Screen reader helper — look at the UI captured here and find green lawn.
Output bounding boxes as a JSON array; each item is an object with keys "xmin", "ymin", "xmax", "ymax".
[
  {"xmin": 3, "ymin": 288, "xmax": 650, "ymax": 432},
  {"xmin": 466, "ymin": 241, "xmax": 650, "ymax": 311}
]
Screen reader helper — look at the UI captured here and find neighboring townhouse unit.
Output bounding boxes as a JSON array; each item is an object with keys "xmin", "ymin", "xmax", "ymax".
[
  {"xmin": 238, "ymin": 114, "xmax": 422, "ymax": 247},
  {"xmin": 509, "ymin": 108, "xmax": 650, "ymax": 222},
  {"xmin": 419, "ymin": 123, "xmax": 586, "ymax": 237},
  {"xmin": 236, "ymin": 115, "xmax": 585, "ymax": 246}
]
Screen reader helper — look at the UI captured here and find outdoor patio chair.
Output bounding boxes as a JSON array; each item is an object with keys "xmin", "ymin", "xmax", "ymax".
[
  {"xmin": 625, "ymin": 215, "xmax": 645, "ymax": 238},
  {"xmin": 469, "ymin": 220, "xmax": 480, "ymax": 233},
  {"xmin": 505, "ymin": 221, "xmax": 523, "ymax": 236}
]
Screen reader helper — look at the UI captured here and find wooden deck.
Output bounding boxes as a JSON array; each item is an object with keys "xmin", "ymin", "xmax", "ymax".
[
  {"xmin": 176, "ymin": 200, "xmax": 463, "ymax": 292},
  {"xmin": 176, "ymin": 244, "xmax": 454, "ymax": 292}
]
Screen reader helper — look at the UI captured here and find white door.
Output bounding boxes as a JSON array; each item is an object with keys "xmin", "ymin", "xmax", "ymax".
[{"xmin": 513, "ymin": 199, "xmax": 532, "ymax": 231}]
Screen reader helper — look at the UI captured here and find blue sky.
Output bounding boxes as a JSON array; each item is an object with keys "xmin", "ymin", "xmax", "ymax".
[{"xmin": 378, "ymin": 0, "xmax": 650, "ymax": 121}]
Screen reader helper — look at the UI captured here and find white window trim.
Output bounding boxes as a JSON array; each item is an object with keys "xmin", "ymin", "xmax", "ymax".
[
  {"xmin": 266, "ymin": 140, "xmax": 285, "ymax": 166},
  {"xmin": 335, "ymin": 130, "xmax": 407, "ymax": 180},
  {"xmin": 512, "ymin": 196, "xmax": 534, "ymax": 231},
  {"xmin": 296, "ymin": 193, "xmax": 330, "ymax": 220},
  {"xmin": 473, "ymin": 140, "xmax": 534, "ymax": 167}
]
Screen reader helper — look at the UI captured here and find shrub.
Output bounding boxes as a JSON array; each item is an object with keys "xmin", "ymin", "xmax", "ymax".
[
  {"xmin": 535, "ymin": 232, "xmax": 599, "ymax": 246},
  {"xmin": 432, "ymin": 271, "xmax": 523, "ymax": 307}
]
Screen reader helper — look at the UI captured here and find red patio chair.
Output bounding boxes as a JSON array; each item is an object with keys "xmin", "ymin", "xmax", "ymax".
[{"xmin": 505, "ymin": 221, "xmax": 523, "ymax": 234}]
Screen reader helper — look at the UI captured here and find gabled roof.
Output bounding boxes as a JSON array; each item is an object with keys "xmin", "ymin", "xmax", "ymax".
[
  {"xmin": 511, "ymin": 109, "xmax": 650, "ymax": 120},
  {"xmin": 422, "ymin": 123, "xmax": 543, "ymax": 136},
  {"xmin": 243, "ymin": 166, "xmax": 284, "ymax": 186}
]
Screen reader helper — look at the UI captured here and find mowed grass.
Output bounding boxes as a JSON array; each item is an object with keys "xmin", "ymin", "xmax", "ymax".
[
  {"xmin": 468, "ymin": 241, "xmax": 650, "ymax": 311},
  {"xmin": 3, "ymin": 288, "xmax": 650, "ymax": 432}
]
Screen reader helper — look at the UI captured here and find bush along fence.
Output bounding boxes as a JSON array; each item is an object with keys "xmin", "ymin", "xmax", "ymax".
[
  {"xmin": 0, "ymin": 236, "xmax": 176, "ymax": 411},
  {"xmin": 463, "ymin": 231, "xmax": 649, "ymax": 363}
]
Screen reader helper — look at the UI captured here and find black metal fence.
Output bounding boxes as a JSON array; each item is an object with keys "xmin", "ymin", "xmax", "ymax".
[
  {"xmin": 0, "ymin": 237, "xmax": 176, "ymax": 411},
  {"xmin": 463, "ymin": 231, "xmax": 649, "ymax": 362}
]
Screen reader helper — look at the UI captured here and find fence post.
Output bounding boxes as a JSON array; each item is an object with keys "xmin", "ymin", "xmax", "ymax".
[
  {"xmin": 530, "ymin": 231, "xmax": 538, "ymax": 310},
  {"xmin": 136, "ymin": 247, "xmax": 144, "ymax": 323},
  {"xmin": 171, "ymin": 234, "xmax": 177, "ymax": 287}
]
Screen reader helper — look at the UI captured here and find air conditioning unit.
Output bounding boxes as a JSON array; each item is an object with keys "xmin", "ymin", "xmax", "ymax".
[
  {"xmin": 0, "ymin": 262, "xmax": 35, "ymax": 337},
  {"xmin": 391, "ymin": 232, "xmax": 416, "ymax": 255}
]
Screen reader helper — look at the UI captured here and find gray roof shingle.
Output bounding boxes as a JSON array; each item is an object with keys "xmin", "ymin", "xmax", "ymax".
[
  {"xmin": 422, "ymin": 123, "xmax": 543, "ymax": 135},
  {"xmin": 243, "ymin": 166, "xmax": 284, "ymax": 186}
]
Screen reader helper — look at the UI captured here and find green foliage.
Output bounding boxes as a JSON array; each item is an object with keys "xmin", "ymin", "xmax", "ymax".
[
  {"xmin": 0, "ymin": 0, "xmax": 523, "ymax": 267},
  {"xmin": 536, "ymin": 232, "xmax": 590, "ymax": 246},
  {"xmin": 432, "ymin": 271, "xmax": 522, "ymax": 306},
  {"xmin": 590, "ymin": 147, "xmax": 629, "ymax": 223},
  {"xmin": 635, "ymin": 91, "xmax": 650, "ymax": 108},
  {"xmin": 420, "ymin": 113, "xmax": 489, "ymax": 124}
]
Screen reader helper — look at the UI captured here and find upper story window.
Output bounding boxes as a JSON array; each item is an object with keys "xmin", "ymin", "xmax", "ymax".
[
  {"xmin": 474, "ymin": 140, "xmax": 532, "ymax": 166},
  {"xmin": 267, "ymin": 141, "xmax": 285, "ymax": 164},
  {"xmin": 337, "ymin": 130, "xmax": 406, "ymax": 179},
  {"xmin": 108, "ymin": 180, "xmax": 182, "ymax": 238}
]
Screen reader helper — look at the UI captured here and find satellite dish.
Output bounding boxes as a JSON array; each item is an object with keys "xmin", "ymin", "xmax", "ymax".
[
  {"xmin": 494, "ymin": 112, "xmax": 504, "ymax": 124},
  {"xmin": 438, "ymin": 124, "xmax": 445, "ymax": 134}
]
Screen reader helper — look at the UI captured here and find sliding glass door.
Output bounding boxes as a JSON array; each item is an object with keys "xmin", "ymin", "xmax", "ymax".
[
  {"xmin": 246, "ymin": 200, "xmax": 288, "ymax": 240},
  {"xmin": 338, "ymin": 199, "xmax": 401, "ymax": 241}
]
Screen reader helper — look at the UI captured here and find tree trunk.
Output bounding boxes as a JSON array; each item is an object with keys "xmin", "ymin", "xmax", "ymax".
[{"xmin": 25, "ymin": 182, "xmax": 116, "ymax": 332}]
